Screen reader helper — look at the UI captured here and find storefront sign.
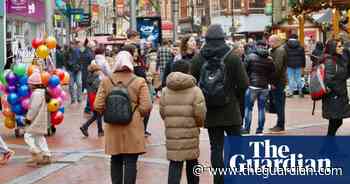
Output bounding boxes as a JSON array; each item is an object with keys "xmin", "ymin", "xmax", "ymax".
[{"xmin": 6, "ymin": 0, "xmax": 45, "ymax": 22}]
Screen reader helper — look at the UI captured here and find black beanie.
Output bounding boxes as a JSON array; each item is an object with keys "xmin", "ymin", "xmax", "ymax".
[{"xmin": 205, "ymin": 24, "xmax": 226, "ymax": 40}]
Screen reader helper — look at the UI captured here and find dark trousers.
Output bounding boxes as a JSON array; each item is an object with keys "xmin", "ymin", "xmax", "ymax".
[
  {"xmin": 82, "ymin": 111, "xmax": 103, "ymax": 133},
  {"xmin": 208, "ymin": 126, "xmax": 241, "ymax": 184},
  {"xmin": 111, "ymin": 154, "xmax": 139, "ymax": 184},
  {"xmin": 84, "ymin": 98, "xmax": 91, "ymax": 113},
  {"xmin": 144, "ymin": 115, "xmax": 150, "ymax": 132},
  {"xmin": 327, "ymin": 119, "xmax": 343, "ymax": 136},
  {"xmin": 270, "ymin": 84, "xmax": 286, "ymax": 129},
  {"xmin": 168, "ymin": 159, "xmax": 199, "ymax": 184}
]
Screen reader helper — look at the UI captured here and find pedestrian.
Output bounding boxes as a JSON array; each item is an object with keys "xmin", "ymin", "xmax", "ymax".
[
  {"xmin": 284, "ymin": 34, "xmax": 306, "ymax": 97},
  {"xmin": 191, "ymin": 24, "xmax": 249, "ymax": 184},
  {"xmin": 322, "ymin": 40, "xmax": 350, "ymax": 136},
  {"xmin": 80, "ymin": 64, "xmax": 104, "ymax": 137},
  {"xmin": 91, "ymin": 47, "xmax": 112, "ymax": 78},
  {"xmin": 65, "ymin": 41, "xmax": 83, "ymax": 104},
  {"xmin": 161, "ymin": 43, "xmax": 181, "ymax": 87},
  {"xmin": 0, "ymin": 136, "xmax": 15, "ymax": 165},
  {"xmin": 311, "ymin": 41, "xmax": 324, "ymax": 64},
  {"xmin": 180, "ymin": 36, "xmax": 197, "ymax": 61},
  {"xmin": 157, "ymin": 39, "xmax": 173, "ymax": 86},
  {"xmin": 241, "ymin": 41, "xmax": 275, "ymax": 135},
  {"xmin": 80, "ymin": 39, "xmax": 95, "ymax": 93},
  {"xmin": 5, "ymin": 45, "xmax": 14, "ymax": 70},
  {"xmin": 160, "ymin": 60, "xmax": 206, "ymax": 184},
  {"xmin": 55, "ymin": 45, "xmax": 65, "ymax": 69},
  {"xmin": 24, "ymin": 72, "xmax": 52, "ymax": 165},
  {"xmin": 268, "ymin": 35, "xmax": 288, "ymax": 133},
  {"xmin": 94, "ymin": 51, "xmax": 152, "ymax": 184}
]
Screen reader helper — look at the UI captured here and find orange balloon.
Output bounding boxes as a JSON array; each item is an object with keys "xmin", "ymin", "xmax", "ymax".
[
  {"xmin": 46, "ymin": 36, "xmax": 57, "ymax": 49},
  {"xmin": 4, "ymin": 117, "xmax": 16, "ymax": 129},
  {"xmin": 27, "ymin": 65, "xmax": 39, "ymax": 76},
  {"xmin": 41, "ymin": 71, "xmax": 51, "ymax": 86},
  {"xmin": 62, "ymin": 72, "xmax": 70, "ymax": 85},
  {"xmin": 3, "ymin": 108, "xmax": 14, "ymax": 118}
]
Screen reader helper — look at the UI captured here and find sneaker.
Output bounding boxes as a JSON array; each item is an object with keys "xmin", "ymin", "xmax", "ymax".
[
  {"xmin": 145, "ymin": 131, "xmax": 152, "ymax": 137},
  {"xmin": 269, "ymin": 126, "xmax": 285, "ymax": 133},
  {"xmin": 286, "ymin": 92, "xmax": 293, "ymax": 98},
  {"xmin": 98, "ymin": 131, "xmax": 104, "ymax": 137},
  {"xmin": 240, "ymin": 128, "xmax": 250, "ymax": 135},
  {"xmin": 26, "ymin": 153, "xmax": 41, "ymax": 165},
  {"xmin": 80, "ymin": 127, "xmax": 89, "ymax": 137},
  {"xmin": 256, "ymin": 129, "xmax": 264, "ymax": 134},
  {"xmin": 39, "ymin": 155, "xmax": 52, "ymax": 165}
]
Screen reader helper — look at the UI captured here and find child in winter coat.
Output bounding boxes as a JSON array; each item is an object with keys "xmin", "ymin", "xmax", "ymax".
[
  {"xmin": 80, "ymin": 64, "xmax": 104, "ymax": 137},
  {"xmin": 159, "ymin": 60, "xmax": 207, "ymax": 184},
  {"xmin": 0, "ymin": 136, "xmax": 15, "ymax": 164},
  {"xmin": 24, "ymin": 71, "xmax": 52, "ymax": 165}
]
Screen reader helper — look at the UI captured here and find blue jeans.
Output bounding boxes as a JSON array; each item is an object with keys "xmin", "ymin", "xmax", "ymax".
[
  {"xmin": 287, "ymin": 67, "xmax": 303, "ymax": 93},
  {"xmin": 68, "ymin": 71, "xmax": 82, "ymax": 103},
  {"xmin": 271, "ymin": 84, "xmax": 286, "ymax": 129},
  {"xmin": 243, "ymin": 88, "xmax": 269, "ymax": 131}
]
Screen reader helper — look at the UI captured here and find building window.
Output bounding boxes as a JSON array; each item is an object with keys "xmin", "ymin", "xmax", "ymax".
[
  {"xmin": 249, "ymin": 0, "xmax": 265, "ymax": 9},
  {"xmin": 234, "ymin": 0, "xmax": 241, "ymax": 9},
  {"xmin": 15, "ymin": 21, "xmax": 23, "ymax": 35},
  {"xmin": 180, "ymin": 0, "xmax": 188, "ymax": 18}
]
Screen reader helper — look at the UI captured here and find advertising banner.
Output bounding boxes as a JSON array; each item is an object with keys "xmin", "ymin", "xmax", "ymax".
[
  {"xmin": 217, "ymin": 136, "xmax": 350, "ymax": 184},
  {"xmin": 137, "ymin": 17, "xmax": 161, "ymax": 48},
  {"xmin": 6, "ymin": 0, "xmax": 45, "ymax": 22}
]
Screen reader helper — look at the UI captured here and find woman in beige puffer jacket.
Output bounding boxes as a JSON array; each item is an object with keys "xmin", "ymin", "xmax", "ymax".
[{"xmin": 160, "ymin": 60, "xmax": 206, "ymax": 184}]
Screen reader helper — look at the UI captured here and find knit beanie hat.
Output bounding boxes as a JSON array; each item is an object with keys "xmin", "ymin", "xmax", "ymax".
[
  {"xmin": 205, "ymin": 24, "xmax": 226, "ymax": 40},
  {"xmin": 28, "ymin": 72, "xmax": 42, "ymax": 85}
]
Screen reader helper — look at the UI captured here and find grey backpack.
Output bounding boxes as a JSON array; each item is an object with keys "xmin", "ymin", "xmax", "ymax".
[{"xmin": 103, "ymin": 76, "xmax": 137, "ymax": 125}]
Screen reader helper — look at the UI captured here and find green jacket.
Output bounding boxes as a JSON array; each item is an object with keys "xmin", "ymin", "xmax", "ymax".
[
  {"xmin": 191, "ymin": 51, "xmax": 248, "ymax": 128},
  {"xmin": 270, "ymin": 45, "xmax": 288, "ymax": 85}
]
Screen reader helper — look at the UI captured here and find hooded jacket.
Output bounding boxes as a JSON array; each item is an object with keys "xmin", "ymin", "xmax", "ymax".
[
  {"xmin": 246, "ymin": 48, "xmax": 275, "ymax": 89},
  {"xmin": 284, "ymin": 39, "xmax": 306, "ymax": 68},
  {"xmin": 160, "ymin": 72, "xmax": 206, "ymax": 161},
  {"xmin": 92, "ymin": 54, "xmax": 112, "ymax": 77},
  {"xmin": 191, "ymin": 40, "xmax": 249, "ymax": 127}
]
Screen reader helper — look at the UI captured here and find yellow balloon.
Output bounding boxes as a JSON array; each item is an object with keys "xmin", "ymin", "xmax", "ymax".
[
  {"xmin": 4, "ymin": 117, "xmax": 16, "ymax": 129},
  {"xmin": 46, "ymin": 36, "xmax": 57, "ymax": 49},
  {"xmin": 36, "ymin": 45, "xmax": 50, "ymax": 59},
  {"xmin": 48, "ymin": 99, "xmax": 60, "ymax": 112}
]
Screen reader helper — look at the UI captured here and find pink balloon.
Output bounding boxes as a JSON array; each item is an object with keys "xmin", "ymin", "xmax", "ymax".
[
  {"xmin": 48, "ymin": 86, "xmax": 62, "ymax": 98},
  {"xmin": 0, "ymin": 84, "xmax": 5, "ymax": 93},
  {"xmin": 56, "ymin": 97, "xmax": 63, "ymax": 105},
  {"xmin": 21, "ymin": 98, "xmax": 30, "ymax": 110},
  {"xmin": 60, "ymin": 91, "xmax": 68, "ymax": 101}
]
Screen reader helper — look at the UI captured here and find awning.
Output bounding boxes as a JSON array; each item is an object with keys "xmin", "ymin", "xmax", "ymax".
[
  {"xmin": 162, "ymin": 22, "xmax": 173, "ymax": 30},
  {"xmin": 236, "ymin": 14, "xmax": 272, "ymax": 33},
  {"xmin": 313, "ymin": 8, "xmax": 332, "ymax": 24}
]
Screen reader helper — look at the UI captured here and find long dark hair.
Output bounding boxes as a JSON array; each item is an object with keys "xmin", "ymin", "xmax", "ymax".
[
  {"xmin": 325, "ymin": 39, "xmax": 339, "ymax": 56},
  {"xmin": 180, "ymin": 36, "xmax": 191, "ymax": 56}
]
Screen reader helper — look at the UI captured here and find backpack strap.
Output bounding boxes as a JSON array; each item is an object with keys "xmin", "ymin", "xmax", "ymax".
[
  {"xmin": 125, "ymin": 76, "xmax": 137, "ymax": 88},
  {"xmin": 221, "ymin": 47, "xmax": 234, "ymax": 64}
]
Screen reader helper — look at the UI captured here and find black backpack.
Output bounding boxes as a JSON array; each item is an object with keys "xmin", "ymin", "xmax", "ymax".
[
  {"xmin": 199, "ymin": 49, "xmax": 232, "ymax": 107},
  {"xmin": 103, "ymin": 76, "xmax": 137, "ymax": 125}
]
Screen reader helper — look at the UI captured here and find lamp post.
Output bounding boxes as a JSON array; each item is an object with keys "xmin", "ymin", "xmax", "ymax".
[
  {"xmin": 190, "ymin": 0, "xmax": 194, "ymax": 33},
  {"xmin": 231, "ymin": 0, "xmax": 235, "ymax": 38}
]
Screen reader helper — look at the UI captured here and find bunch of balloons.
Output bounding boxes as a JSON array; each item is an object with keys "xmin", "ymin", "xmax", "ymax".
[
  {"xmin": 32, "ymin": 36, "xmax": 57, "ymax": 59},
  {"xmin": 1, "ymin": 64, "xmax": 70, "ymax": 130},
  {"xmin": 0, "ymin": 63, "xmax": 31, "ymax": 129},
  {"xmin": 46, "ymin": 68, "xmax": 69, "ymax": 126}
]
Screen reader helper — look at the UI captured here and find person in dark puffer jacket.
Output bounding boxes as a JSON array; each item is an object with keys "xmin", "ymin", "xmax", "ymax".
[
  {"xmin": 284, "ymin": 34, "xmax": 306, "ymax": 97},
  {"xmin": 241, "ymin": 41, "xmax": 275, "ymax": 134}
]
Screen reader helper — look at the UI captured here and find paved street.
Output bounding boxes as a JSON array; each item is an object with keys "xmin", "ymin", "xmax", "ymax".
[{"xmin": 1, "ymin": 95, "xmax": 350, "ymax": 184}]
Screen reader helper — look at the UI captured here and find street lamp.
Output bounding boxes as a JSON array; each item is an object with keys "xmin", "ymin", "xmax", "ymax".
[{"xmin": 190, "ymin": 0, "xmax": 194, "ymax": 33}]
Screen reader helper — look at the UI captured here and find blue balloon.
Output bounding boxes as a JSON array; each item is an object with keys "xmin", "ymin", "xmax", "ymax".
[
  {"xmin": 59, "ymin": 107, "xmax": 65, "ymax": 113},
  {"xmin": 18, "ymin": 85, "xmax": 30, "ymax": 97},
  {"xmin": 12, "ymin": 104, "xmax": 24, "ymax": 115},
  {"xmin": 19, "ymin": 76, "xmax": 28, "ymax": 85},
  {"xmin": 7, "ymin": 93, "xmax": 19, "ymax": 105},
  {"xmin": 16, "ymin": 115, "xmax": 25, "ymax": 127},
  {"xmin": 49, "ymin": 75, "xmax": 60, "ymax": 87}
]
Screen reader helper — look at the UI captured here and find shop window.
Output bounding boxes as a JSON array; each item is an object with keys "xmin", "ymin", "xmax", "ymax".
[
  {"xmin": 249, "ymin": 0, "xmax": 265, "ymax": 9},
  {"xmin": 234, "ymin": 0, "xmax": 241, "ymax": 9}
]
